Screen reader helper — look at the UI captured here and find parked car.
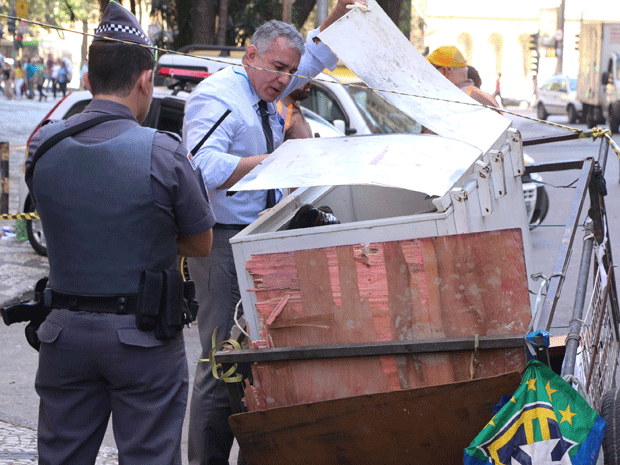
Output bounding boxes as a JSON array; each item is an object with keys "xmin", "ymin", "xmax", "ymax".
[
  {"xmin": 536, "ymin": 75, "xmax": 583, "ymax": 124},
  {"xmin": 299, "ymin": 74, "xmax": 422, "ymax": 135},
  {"xmin": 19, "ymin": 56, "xmax": 547, "ymax": 256}
]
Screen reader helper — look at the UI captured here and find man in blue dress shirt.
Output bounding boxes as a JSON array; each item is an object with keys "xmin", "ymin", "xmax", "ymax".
[{"xmin": 183, "ymin": 2, "xmax": 362, "ymax": 463}]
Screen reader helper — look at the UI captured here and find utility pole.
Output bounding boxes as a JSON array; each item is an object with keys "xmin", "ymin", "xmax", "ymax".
[
  {"xmin": 316, "ymin": 0, "xmax": 328, "ymax": 27},
  {"xmin": 283, "ymin": 0, "xmax": 292, "ymax": 23},
  {"xmin": 555, "ymin": 0, "xmax": 565, "ymax": 74},
  {"xmin": 8, "ymin": 0, "xmax": 16, "ymax": 60}
]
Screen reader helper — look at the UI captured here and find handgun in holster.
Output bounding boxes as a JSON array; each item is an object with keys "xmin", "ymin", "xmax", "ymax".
[
  {"xmin": 136, "ymin": 270, "xmax": 199, "ymax": 341},
  {"xmin": 1, "ymin": 277, "xmax": 51, "ymax": 351}
]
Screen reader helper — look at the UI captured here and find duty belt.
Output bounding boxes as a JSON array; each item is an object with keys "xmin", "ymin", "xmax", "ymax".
[{"xmin": 44, "ymin": 289, "xmax": 138, "ymax": 314}]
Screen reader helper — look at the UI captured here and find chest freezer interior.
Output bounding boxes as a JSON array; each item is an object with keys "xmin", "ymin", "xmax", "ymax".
[
  {"xmin": 285, "ymin": 184, "xmax": 437, "ymax": 228},
  {"xmin": 237, "ymin": 181, "xmax": 450, "ymax": 242}
]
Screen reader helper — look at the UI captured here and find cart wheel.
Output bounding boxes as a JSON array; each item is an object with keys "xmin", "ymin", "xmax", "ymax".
[{"xmin": 601, "ymin": 388, "xmax": 620, "ymax": 464}]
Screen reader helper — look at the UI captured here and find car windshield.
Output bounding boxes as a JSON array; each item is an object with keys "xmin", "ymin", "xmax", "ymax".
[
  {"xmin": 569, "ymin": 78, "xmax": 577, "ymax": 91},
  {"xmin": 345, "ymin": 83, "xmax": 421, "ymax": 134},
  {"xmin": 304, "ymin": 113, "xmax": 344, "ymax": 138}
]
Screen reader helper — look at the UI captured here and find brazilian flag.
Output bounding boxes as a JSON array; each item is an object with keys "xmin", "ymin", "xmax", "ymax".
[{"xmin": 464, "ymin": 360, "xmax": 606, "ymax": 465}]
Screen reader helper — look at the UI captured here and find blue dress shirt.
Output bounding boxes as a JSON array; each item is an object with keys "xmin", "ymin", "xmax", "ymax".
[{"xmin": 183, "ymin": 28, "xmax": 338, "ymax": 225}]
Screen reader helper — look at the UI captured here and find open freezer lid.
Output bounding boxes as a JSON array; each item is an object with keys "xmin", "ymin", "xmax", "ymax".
[
  {"xmin": 231, "ymin": 133, "xmax": 482, "ymax": 197},
  {"xmin": 233, "ymin": 0, "xmax": 510, "ymax": 197},
  {"xmin": 317, "ymin": 0, "xmax": 510, "ymax": 153}
]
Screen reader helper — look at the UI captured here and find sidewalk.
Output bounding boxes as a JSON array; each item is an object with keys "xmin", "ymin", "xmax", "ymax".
[
  {"xmin": 0, "ymin": 417, "xmax": 119, "ymax": 464},
  {"xmin": 0, "ymin": 234, "xmax": 121, "ymax": 464}
]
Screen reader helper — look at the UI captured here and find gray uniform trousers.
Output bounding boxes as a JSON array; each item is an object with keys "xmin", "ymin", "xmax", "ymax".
[
  {"xmin": 187, "ymin": 228, "xmax": 241, "ymax": 465},
  {"xmin": 35, "ymin": 309, "xmax": 188, "ymax": 465}
]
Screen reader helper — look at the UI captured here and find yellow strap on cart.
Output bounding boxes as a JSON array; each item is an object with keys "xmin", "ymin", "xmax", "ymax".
[{"xmin": 198, "ymin": 328, "xmax": 243, "ymax": 383}]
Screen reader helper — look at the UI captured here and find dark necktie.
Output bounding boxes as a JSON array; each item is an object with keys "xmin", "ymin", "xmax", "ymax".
[{"xmin": 258, "ymin": 100, "xmax": 276, "ymax": 208}]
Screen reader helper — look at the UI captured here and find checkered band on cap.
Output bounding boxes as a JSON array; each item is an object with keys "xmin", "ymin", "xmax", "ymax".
[
  {"xmin": 95, "ymin": 22, "xmax": 152, "ymax": 47},
  {"xmin": 93, "ymin": 1, "xmax": 153, "ymax": 55}
]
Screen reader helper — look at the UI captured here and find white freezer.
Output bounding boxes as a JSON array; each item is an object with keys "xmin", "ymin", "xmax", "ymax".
[{"xmin": 227, "ymin": 0, "xmax": 532, "ymax": 340}]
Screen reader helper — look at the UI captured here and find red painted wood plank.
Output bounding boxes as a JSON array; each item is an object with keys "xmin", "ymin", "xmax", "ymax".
[{"xmin": 243, "ymin": 229, "xmax": 531, "ymax": 409}]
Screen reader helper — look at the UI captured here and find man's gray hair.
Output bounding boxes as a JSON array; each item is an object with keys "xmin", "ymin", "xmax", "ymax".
[{"xmin": 250, "ymin": 20, "xmax": 305, "ymax": 56}]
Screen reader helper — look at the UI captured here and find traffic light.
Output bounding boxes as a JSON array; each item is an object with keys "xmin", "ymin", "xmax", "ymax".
[
  {"xmin": 575, "ymin": 34, "xmax": 580, "ymax": 51},
  {"xmin": 7, "ymin": 18, "xmax": 15, "ymax": 36},
  {"xmin": 529, "ymin": 33, "xmax": 539, "ymax": 75},
  {"xmin": 531, "ymin": 53, "xmax": 539, "ymax": 75},
  {"xmin": 15, "ymin": 34, "xmax": 22, "ymax": 49},
  {"xmin": 528, "ymin": 33, "xmax": 539, "ymax": 52}
]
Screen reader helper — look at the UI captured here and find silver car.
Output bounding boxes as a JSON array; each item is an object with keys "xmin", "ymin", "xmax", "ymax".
[{"xmin": 536, "ymin": 75, "xmax": 583, "ymax": 124}]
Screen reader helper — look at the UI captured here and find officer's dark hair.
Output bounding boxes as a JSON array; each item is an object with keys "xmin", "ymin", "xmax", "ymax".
[{"xmin": 88, "ymin": 41, "xmax": 154, "ymax": 97}]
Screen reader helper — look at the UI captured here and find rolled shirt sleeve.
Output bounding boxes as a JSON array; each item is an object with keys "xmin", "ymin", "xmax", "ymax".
[{"xmin": 279, "ymin": 28, "xmax": 339, "ymax": 101}]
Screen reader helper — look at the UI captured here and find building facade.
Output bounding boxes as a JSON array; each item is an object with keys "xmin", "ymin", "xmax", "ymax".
[{"xmin": 417, "ymin": 0, "xmax": 620, "ymax": 104}]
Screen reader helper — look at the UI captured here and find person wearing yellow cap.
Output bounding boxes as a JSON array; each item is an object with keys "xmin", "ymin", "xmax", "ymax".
[{"xmin": 427, "ymin": 45, "xmax": 500, "ymax": 110}]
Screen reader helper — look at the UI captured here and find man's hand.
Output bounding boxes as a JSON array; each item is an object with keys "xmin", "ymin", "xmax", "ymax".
[{"xmin": 320, "ymin": 0, "xmax": 369, "ymax": 32}]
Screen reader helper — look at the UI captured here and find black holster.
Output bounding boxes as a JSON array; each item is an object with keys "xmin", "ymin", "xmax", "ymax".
[
  {"xmin": 1, "ymin": 277, "xmax": 51, "ymax": 351},
  {"xmin": 136, "ymin": 270, "xmax": 199, "ymax": 341}
]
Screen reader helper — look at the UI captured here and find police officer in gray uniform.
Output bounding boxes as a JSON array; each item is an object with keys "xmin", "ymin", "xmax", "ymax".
[{"xmin": 24, "ymin": 2, "xmax": 216, "ymax": 464}]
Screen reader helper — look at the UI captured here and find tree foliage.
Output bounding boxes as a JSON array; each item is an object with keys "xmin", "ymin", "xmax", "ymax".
[
  {"xmin": 151, "ymin": 0, "xmax": 409, "ymax": 50},
  {"xmin": 2, "ymin": 0, "xmax": 101, "ymax": 31}
]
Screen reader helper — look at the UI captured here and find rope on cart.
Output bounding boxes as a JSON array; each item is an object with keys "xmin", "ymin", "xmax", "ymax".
[
  {"xmin": 562, "ymin": 374, "xmax": 591, "ymax": 405},
  {"xmin": 0, "ymin": 213, "xmax": 39, "ymax": 220},
  {"xmin": 198, "ymin": 328, "xmax": 244, "ymax": 383},
  {"xmin": 579, "ymin": 128, "xmax": 620, "ymax": 160},
  {"xmin": 470, "ymin": 334, "xmax": 480, "ymax": 379}
]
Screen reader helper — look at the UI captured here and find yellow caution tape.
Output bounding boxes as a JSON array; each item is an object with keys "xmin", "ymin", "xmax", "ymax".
[
  {"xmin": 197, "ymin": 328, "xmax": 244, "ymax": 383},
  {"xmin": 578, "ymin": 127, "xmax": 620, "ymax": 159},
  {"xmin": 0, "ymin": 213, "xmax": 39, "ymax": 220}
]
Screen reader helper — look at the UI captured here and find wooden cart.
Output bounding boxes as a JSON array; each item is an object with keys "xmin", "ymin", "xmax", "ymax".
[{"xmin": 213, "ymin": 136, "xmax": 620, "ymax": 465}]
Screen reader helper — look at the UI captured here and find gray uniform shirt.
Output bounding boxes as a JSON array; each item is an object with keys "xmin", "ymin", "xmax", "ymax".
[{"xmin": 26, "ymin": 99, "xmax": 215, "ymax": 238}]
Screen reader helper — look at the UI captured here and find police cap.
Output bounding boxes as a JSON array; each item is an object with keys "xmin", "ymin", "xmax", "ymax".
[{"xmin": 93, "ymin": 0, "xmax": 154, "ymax": 56}]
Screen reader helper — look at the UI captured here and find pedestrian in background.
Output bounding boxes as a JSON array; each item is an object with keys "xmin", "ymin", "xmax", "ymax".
[
  {"xmin": 25, "ymin": 57, "xmax": 36, "ymax": 99},
  {"xmin": 44, "ymin": 53, "xmax": 54, "ymax": 93},
  {"xmin": 80, "ymin": 59, "xmax": 89, "ymax": 90},
  {"xmin": 50, "ymin": 59, "xmax": 60, "ymax": 98},
  {"xmin": 34, "ymin": 58, "xmax": 47, "ymax": 102},
  {"xmin": 493, "ymin": 72, "xmax": 503, "ymax": 107},
  {"xmin": 277, "ymin": 81, "xmax": 314, "ymax": 140},
  {"xmin": 25, "ymin": 2, "xmax": 215, "ymax": 464},
  {"xmin": 183, "ymin": 1, "xmax": 363, "ymax": 463},
  {"xmin": 3, "ymin": 63, "xmax": 14, "ymax": 100},
  {"xmin": 14, "ymin": 60, "xmax": 24, "ymax": 100},
  {"xmin": 56, "ymin": 60, "xmax": 68, "ymax": 98}
]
